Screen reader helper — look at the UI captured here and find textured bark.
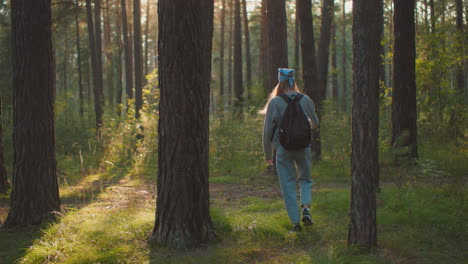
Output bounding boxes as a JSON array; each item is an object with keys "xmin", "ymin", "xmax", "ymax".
[
  {"xmin": 241, "ymin": 0, "xmax": 252, "ymax": 100},
  {"xmin": 348, "ymin": 0, "xmax": 382, "ymax": 248},
  {"xmin": 151, "ymin": 0, "xmax": 214, "ymax": 248},
  {"xmin": 314, "ymin": 0, "xmax": 334, "ymax": 160},
  {"xmin": 144, "ymin": 1, "xmax": 150, "ymax": 76},
  {"xmin": 455, "ymin": 0, "xmax": 465, "ymax": 94},
  {"xmin": 0, "ymin": 97, "xmax": 9, "ymax": 193},
  {"xmin": 266, "ymin": 0, "xmax": 288, "ymax": 89},
  {"xmin": 219, "ymin": 0, "xmax": 226, "ymax": 115},
  {"xmin": 260, "ymin": 0, "xmax": 269, "ymax": 94},
  {"xmin": 75, "ymin": 0, "xmax": 84, "ymax": 119},
  {"xmin": 234, "ymin": 0, "xmax": 243, "ymax": 114},
  {"xmin": 121, "ymin": 0, "xmax": 134, "ymax": 102},
  {"xmin": 297, "ymin": 0, "xmax": 318, "ymax": 103},
  {"xmin": 341, "ymin": 0, "xmax": 347, "ymax": 111},
  {"xmin": 391, "ymin": 0, "xmax": 417, "ymax": 159},
  {"xmin": 227, "ymin": 0, "xmax": 233, "ymax": 107},
  {"xmin": 104, "ymin": 0, "xmax": 114, "ymax": 109},
  {"xmin": 134, "ymin": 0, "xmax": 143, "ymax": 119},
  {"xmin": 5, "ymin": 0, "xmax": 60, "ymax": 226},
  {"xmin": 94, "ymin": 0, "xmax": 105, "ymax": 122},
  {"xmin": 85, "ymin": 0, "xmax": 103, "ymax": 129},
  {"xmin": 331, "ymin": 22, "xmax": 338, "ymax": 99},
  {"xmin": 116, "ymin": 0, "xmax": 123, "ymax": 116},
  {"xmin": 294, "ymin": 1, "xmax": 300, "ymax": 72}
]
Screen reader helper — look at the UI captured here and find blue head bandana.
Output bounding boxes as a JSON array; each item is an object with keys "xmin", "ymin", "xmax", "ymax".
[{"xmin": 278, "ymin": 68, "xmax": 295, "ymax": 87}]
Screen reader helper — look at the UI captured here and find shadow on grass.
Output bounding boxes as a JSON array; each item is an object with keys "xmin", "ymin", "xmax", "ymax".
[{"xmin": 0, "ymin": 225, "xmax": 47, "ymax": 263}]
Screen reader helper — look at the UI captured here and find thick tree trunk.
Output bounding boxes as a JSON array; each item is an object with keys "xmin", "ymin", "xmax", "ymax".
[
  {"xmin": 341, "ymin": 0, "xmax": 347, "ymax": 111},
  {"xmin": 219, "ymin": 0, "xmax": 226, "ymax": 116},
  {"xmin": 260, "ymin": 0, "xmax": 269, "ymax": 94},
  {"xmin": 297, "ymin": 0, "xmax": 318, "ymax": 103},
  {"xmin": 134, "ymin": 0, "xmax": 143, "ymax": 119},
  {"xmin": 121, "ymin": 0, "xmax": 134, "ymax": 104},
  {"xmin": 0, "ymin": 97, "xmax": 9, "ymax": 193},
  {"xmin": 331, "ymin": 22, "xmax": 338, "ymax": 99},
  {"xmin": 75, "ymin": 0, "xmax": 84, "ymax": 119},
  {"xmin": 348, "ymin": 0, "xmax": 382, "ymax": 248},
  {"xmin": 151, "ymin": 0, "xmax": 214, "ymax": 249},
  {"xmin": 5, "ymin": 0, "xmax": 60, "ymax": 226},
  {"xmin": 455, "ymin": 0, "xmax": 465, "ymax": 94},
  {"xmin": 234, "ymin": 0, "xmax": 243, "ymax": 115},
  {"xmin": 85, "ymin": 0, "xmax": 103, "ymax": 129},
  {"xmin": 392, "ymin": 0, "xmax": 417, "ymax": 159},
  {"xmin": 94, "ymin": 0, "xmax": 105, "ymax": 123},
  {"xmin": 266, "ymin": 0, "xmax": 288, "ymax": 89},
  {"xmin": 241, "ymin": 0, "xmax": 252, "ymax": 101},
  {"xmin": 314, "ymin": 0, "xmax": 334, "ymax": 160}
]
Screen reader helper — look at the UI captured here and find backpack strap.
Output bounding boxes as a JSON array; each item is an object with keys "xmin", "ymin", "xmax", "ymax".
[{"xmin": 279, "ymin": 93, "xmax": 304, "ymax": 102}]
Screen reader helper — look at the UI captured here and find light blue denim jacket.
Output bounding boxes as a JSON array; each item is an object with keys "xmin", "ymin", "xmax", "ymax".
[{"xmin": 262, "ymin": 92, "xmax": 320, "ymax": 160}]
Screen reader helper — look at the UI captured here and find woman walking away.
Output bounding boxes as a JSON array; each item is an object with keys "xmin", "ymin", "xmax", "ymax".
[{"xmin": 261, "ymin": 68, "xmax": 319, "ymax": 232}]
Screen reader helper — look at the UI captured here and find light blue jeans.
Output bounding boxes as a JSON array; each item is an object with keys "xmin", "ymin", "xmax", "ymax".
[{"xmin": 276, "ymin": 145, "xmax": 313, "ymax": 224}]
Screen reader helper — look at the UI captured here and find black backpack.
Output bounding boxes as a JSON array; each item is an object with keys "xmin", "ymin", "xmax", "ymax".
[{"xmin": 276, "ymin": 93, "xmax": 311, "ymax": 150}]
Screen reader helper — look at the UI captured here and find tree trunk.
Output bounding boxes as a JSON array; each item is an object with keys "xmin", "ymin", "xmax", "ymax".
[
  {"xmin": 75, "ymin": 0, "xmax": 84, "ymax": 119},
  {"xmin": 151, "ymin": 0, "xmax": 214, "ymax": 249},
  {"xmin": 331, "ymin": 21, "xmax": 338, "ymax": 99},
  {"xmin": 85, "ymin": 0, "xmax": 103, "ymax": 129},
  {"xmin": 219, "ymin": 0, "xmax": 226, "ymax": 116},
  {"xmin": 260, "ymin": 0, "xmax": 269, "ymax": 94},
  {"xmin": 94, "ymin": 0, "xmax": 105, "ymax": 122},
  {"xmin": 0, "ymin": 97, "xmax": 9, "ymax": 193},
  {"xmin": 266, "ymin": 0, "xmax": 288, "ymax": 89},
  {"xmin": 341, "ymin": 0, "xmax": 347, "ymax": 111},
  {"xmin": 144, "ymin": 1, "xmax": 150, "ymax": 76},
  {"xmin": 392, "ymin": 0, "xmax": 417, "ymax": 159},
  {"xmin": 315, "ymin": 0, "xmax": 334, "ymax": 160},
  {"xmin": 104, "ymin": 0, "xmax": 114, "ymax": 108},
  {"xmin": 295, "ymin": 1, "xmax": 300, "ymax": 73},
  {"xmin": 227, "ymin": 0, "xmax": 233, "ymax": 108},
  {"xmin": 348, "ymin": 0, "xmax": 382, "ymax": 249},
  {"xmin": 116, "ymin": 0, "xmax": 124, "ymax": 116},
  {"xmin": 121, "ymin": 0, "xmax": 134, "ymax": 104},
  {"xmin": 234, "ymin": 0, "xmax": 243, "ymax": 115},
  {"xmin": 429, "ymin": 0, "xmax": 435, "ymax": 33},
  {"xmin": 5, "ymin": 0, "xmax": 60, "ymax": 226},
  {"xmin": 455, "ymin": 0, "xmax": 465, "ymax": 94},
  {"xmin": 297, "ymin": 0, "xmax": 318, "ymax": 104},
  {"xmin": 241, "ymin": 0, "xmax": 252, "ymax": 101},
  {"xmin": 134, "ymin": 0, "xmax": 143, "ymax": 119}
]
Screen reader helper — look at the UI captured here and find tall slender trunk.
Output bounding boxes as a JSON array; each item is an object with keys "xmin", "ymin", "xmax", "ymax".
[
  {"xmin": 95, "ymin": 0, "xmax": 105, "ymax": 111},
  {"xmin": 104, "ymin": 0, "xmax": 114, "ymax": 109},
  {"xmin": 75, "ymin": 0, "xmax": 84, "ymax": 119},
  {"xmin": 0, "ymin": 97, "xmax": 9, "ymax": 193},
  {"xmin": 294, "ymin": 2, "xmax": 300, "ymax": 73},
  {"xmin": 348, "ymin": 0, "xmax": 382, "ymax": 248},
  {"xmin": 331, "ymin": 22, "xmax": 338, "ymax": 99},
  {"xmin": 341, "ymin": 0, "xmax": 347, "ymax": 111},
  {"xmin": 219, "ymin": 0, "xmax": 226, "ymax": 116},
  {"xmin": 241, "ymin": 0, "xmax": 252, "ymax": 101},
  {"xmin": 455, "ymin": 0, "xmax": 465, "ymax": 94},
  {"xmin": 134, "ymin": 0, "xmax": 143, "ymax": 119},
  {"xmin": 429, "ymin": 0, "xmax": 435, "ymax": 34},
  {"xmin": 116, "ymin": 0, "xmax": 123, "ymax": 116},
  {"xmin": 144, "ymin": 1, "xmax": 150, "ymax": 76},
  {"xmin": 315, "ymin": 0, "xmax": 335, "ymax": 160},
  {"xmin": 227, "ymin": 0, "xmax": 234, "ymax": 108},
  {"xmin": 121, "ymin": 0, "xmax": 134, "ymax": 105},
  {"xmin": 260, "ymin": 0, "xmax": 269, "ymax": 95},
  {"xmin": 266, "ymin": 0, "xmax": 288, "ymax": 89},
  {"xmin": 234, "ymin": 0, "xmax": 243, "ymax": 115},
  {"xmin": 6, "ymin": 0, "xmax": 60, "ymax": 226}
]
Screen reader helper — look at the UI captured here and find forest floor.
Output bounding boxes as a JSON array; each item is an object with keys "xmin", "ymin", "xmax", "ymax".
[{"xmin": 0, "ymin": 165, "xmax": 465, "ymax": 264}]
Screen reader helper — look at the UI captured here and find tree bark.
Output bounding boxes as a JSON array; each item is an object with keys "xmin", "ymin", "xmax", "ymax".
[
  {"xmin": 0, "ymin": 97, "xmax": 9, "ymax": 193},
  {"xmin": 116, "ymin": 0, "xmax": 123, "ymax": 116},
  {"xmin": 266, "ymin": 0, "xmax": 288, "ymax": 89},
  {"xmin": 104, "ymin": 0, "xmax": 114, "ymax": 109},
  {"xmin": 144, "ymin": 1, "xmax": 150, "ymax": 76},
  {"xmin": 121, "ymin": 0, "xmax": 134, "ymax": 104},
  {"xmin": 134, "ymin": 0, "xmax": 143, "ymax": 119},
  {"xmin": 429, "ymin": 0, "xmax": 435, "ymax": 34},
  {"xmin": 219, "ymin": 0, "xmax": 226, "ymax": 116},
  {"xmin": 341, "ymin": 0, "xmax": 347, "ymax": 111},
  {"xmin": 241, "ymin": 0, "xmax": 252, "ymax": 101},
  {"xmin": 227, "ymin": 0, "xmax": 233, "ymax": 107},
  {"xmin": 295, "ymin": 1, "xmax": 300, "ymax": 73},
  {"xmin": 5, "ymin": 0, "xmax": 60, "ymax": 226},
  {"xmin": 94, "ymin": 0, "xmax": 105, "ymax": 122},
  {"xmin": 391, "ymin": 0, "xmax": 417, "ymax": 159},
  {"xmin": 260, "ymin": 0, "xmax": 269, "ymax": 94},
  {"xmin": 151, "ymin": 0, "xmax": 214, "ymax": 249},
  {"xmin": 331, "ymin": 21, "xmax": 338, "ymax": 99},
  {"xmin": 234, "ymin": 0, "xmax": 243, "ymax": 115},
  {"xmin": 455, "ymin": 0, "xmax": 465, "ymax": 94},
  {"xmin": 75, "ymin": 0, "xmax": 84, "ymax": 119},
  {"xmin": 348, "ymin": 0, "xmax": 382, "ymax": 248},
  {"xmin": 297, "ymin": 0, "xmax": 318, "ymax": 104},
  {"xmin": 314, "ymin": 0, "xmax": 334, "ymax": 160}
]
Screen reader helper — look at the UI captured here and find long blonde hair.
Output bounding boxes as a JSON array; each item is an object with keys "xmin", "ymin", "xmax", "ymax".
[{"xmin": 259, "ymin": 81, "xmax": 302, "ymax": 114}]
